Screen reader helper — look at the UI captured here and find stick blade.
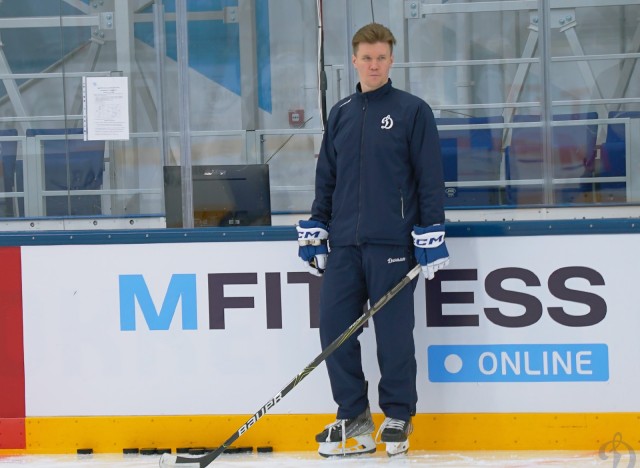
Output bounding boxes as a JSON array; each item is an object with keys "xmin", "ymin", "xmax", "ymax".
[{"xmin": 159, "ymin": 452, "xmax": 202, "ymax": 468}]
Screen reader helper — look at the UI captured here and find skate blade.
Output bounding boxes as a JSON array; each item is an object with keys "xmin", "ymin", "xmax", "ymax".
[
  {"xmin": 385, "ymin": 440, "xmax": 409, "ymax": 457},
  {"xmin": 318, "ymin": 434, "xmax": 376, "ymax": 457}
]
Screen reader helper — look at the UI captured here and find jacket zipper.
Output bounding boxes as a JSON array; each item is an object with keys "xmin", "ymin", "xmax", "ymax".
[
  {"xmin": 356, "ymin": 98, "xmax": 367, "ymax": 245},
  {"xmin": 399, "ymin": 189, "xmax": 405, "ymax": 219}
]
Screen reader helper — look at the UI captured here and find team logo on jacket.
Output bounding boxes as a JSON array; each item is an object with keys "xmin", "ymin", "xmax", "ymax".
[{"xmin": 381, "ymin": 114, "xmax": 393, "ymax": 129}]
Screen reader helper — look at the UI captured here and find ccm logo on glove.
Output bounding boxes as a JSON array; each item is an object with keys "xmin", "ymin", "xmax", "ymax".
[
  {"xmin": 413, "ymin": 231, "xmax": 445, "ymax": 247},
  {"xmin": 296, "ymin": 220, "xmax": 329, "ymax": 277},
  {"xmin": 412, "ymin": 224, "xmax": 450, "ymax": 280}
]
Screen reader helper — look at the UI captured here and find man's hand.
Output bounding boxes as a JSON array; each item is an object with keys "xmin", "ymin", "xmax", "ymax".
[
  {"xmin": 411, "ymin": 224, "xmax": 450, "ymax": 280},
  {"xmin": 296, "ymin": 220, "xmax": 329, "ymax": 277}
]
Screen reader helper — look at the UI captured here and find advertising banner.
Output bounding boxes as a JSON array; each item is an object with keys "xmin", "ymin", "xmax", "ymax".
[
  {"xmin": 20, "ymin": 234, "xmax": 639, "ymax": 416},
  {"xmin": 0, "ymin": 247, "xmax": 25, "ymax": 449}
]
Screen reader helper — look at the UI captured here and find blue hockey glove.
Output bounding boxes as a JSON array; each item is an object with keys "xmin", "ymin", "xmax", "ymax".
[
  {"xmin": 296, "ymin": 220, "xmax": 329, "ymax": 277},
  {"xmin": 411, "ymin": 224, "xmax": 450, "ymax": 280}
]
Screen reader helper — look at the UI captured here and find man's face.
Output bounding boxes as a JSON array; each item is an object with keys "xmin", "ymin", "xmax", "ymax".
[{"xmin": 352, "ymin": 41, "xmax": 394, "ymax": 93}]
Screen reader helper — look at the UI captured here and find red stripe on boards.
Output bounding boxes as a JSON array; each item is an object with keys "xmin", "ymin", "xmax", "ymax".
[{"xmin": 0, "ymin": 246, "xmax": 26, "ymax": 448}]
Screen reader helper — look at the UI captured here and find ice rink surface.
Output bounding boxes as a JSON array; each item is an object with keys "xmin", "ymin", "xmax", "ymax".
[{"xmin": 0, "ymin": 450, "xmax": 623, "ymax": 467}]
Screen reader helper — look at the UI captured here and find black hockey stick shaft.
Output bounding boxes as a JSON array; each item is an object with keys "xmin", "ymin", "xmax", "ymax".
[{"xmin": 159, "ymin": 264, "xmax": 421, "ymax": 468}]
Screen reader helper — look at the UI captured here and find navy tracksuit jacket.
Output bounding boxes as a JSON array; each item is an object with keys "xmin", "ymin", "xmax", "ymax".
[{"xmin": 310, "ymin": 80, "xmax": 445, "ymax": 422}]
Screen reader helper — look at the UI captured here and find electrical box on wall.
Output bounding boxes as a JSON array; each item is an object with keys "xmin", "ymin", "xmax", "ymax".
[{"xmin": 288, "ymin": 109, "xmax": 305, "ymax": 128}]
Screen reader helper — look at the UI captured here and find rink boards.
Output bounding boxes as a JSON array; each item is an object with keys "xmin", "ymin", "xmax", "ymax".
[{"xmin": 1, "ymin": 221, "xmax": 640, "ymax": 453}]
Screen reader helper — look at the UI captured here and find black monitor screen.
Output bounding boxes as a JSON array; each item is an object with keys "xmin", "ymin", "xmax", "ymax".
[{"xmin": 163, "ymin": 164, "xmax": 272, "ymax": 228}]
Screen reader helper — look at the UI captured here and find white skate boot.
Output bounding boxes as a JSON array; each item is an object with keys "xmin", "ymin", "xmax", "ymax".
[
  {"xmin": 376, "ymin": 417, "xmax": 413, "ymax": 456},
  {"xmin": 316, "ymin": 407, "xmax": 376, "ymax": 457}
]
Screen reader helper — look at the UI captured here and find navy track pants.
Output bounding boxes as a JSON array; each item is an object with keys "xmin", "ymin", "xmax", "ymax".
[{"xmin": 319, "ymin": 244, "xmax": 418, "ymax": 422}]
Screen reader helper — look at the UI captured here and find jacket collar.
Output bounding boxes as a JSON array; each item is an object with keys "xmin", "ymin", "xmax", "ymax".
[{"xmin": 356, "ymin": 79, "xmax": 393, "ymax": 100}]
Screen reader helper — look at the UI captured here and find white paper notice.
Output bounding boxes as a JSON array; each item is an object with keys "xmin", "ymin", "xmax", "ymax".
[{"xmin": 83, "ymin": 76, "xmax": 130, "ymax": 141}]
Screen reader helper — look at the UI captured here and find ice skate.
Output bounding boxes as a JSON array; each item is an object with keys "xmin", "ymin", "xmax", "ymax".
[
  {"xmin": 316, "ymin": 407, "xmax": 376, "ymax": 457},
  {"xmin": 376, "ymin": 417, "xmax": 413, "ymax": 456}
]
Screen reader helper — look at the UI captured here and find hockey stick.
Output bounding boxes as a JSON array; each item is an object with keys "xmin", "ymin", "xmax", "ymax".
[{"xmin": 159, "ymin": 264, "xmax": 422, "ymax": 468}]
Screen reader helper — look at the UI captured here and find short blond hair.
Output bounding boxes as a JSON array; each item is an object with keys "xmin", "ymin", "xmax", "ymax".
[{"xmin": 352, "ymin": 23, "xmax": 396, "ymax": 55}]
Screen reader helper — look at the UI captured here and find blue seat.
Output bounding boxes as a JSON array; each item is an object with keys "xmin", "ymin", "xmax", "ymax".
[
  {"xmin": 597, "ymin": 111, "xmax": 640, "ymax": 202},
  {"xmin": 436, "ymin": 116, "xmax": 503, "ymax": 207},
  {"xmin": 25, "ymin": 128, "xmax": 105, "ymax": 216},
  {"xmin": 505, "ymin": 112, "xmax": 598, "ymax": 205},
  {"xmin": 0, "ymin": 129, "xmax": 19, "ymax": 217}
]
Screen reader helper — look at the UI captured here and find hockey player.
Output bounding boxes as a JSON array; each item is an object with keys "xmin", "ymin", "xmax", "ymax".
[{"xmin": 296, "ymin": 23, "xmax": 449, "ymax": 457}]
